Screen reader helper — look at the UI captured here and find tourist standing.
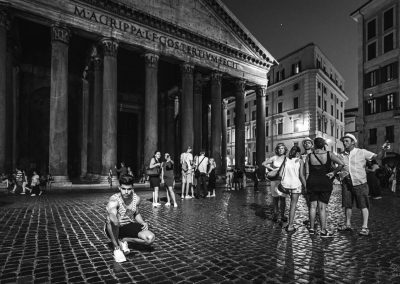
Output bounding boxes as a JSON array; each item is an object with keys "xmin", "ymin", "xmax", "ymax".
[
  {"xmin": 301, "ymin": 137, "xmax": 314, "ymax": 227},
  {"xmin": 305, "ymin": 138, "xmax": 344, "ymax": 237},
  {"xmin": 162, "ymin": 153, "xmax": 178, "ymax": 207},
  {"xmin": 207, "ymin": 158, "xmax": 217, "ymax": 197},
  {"xmin": 279, "ymin": 146, "xmax": 306, "ymax": 233},
  {"xmin": 338, "ymin": 133, "xmax": 388, "ymax": 236},
  {"xmin": 195, "ymin": 150, "xmax": 209, "ymax": 198},
  {"xmin": 149, "ymin": 151, "xmax": 162, "ymax": 207},
  {"xmin": 180, "ymin": 146, "xmax": 193, "ymax": 199},
  {"xmin": 263, "ymin": 143, "xmax": 288, "ymax": 223}
]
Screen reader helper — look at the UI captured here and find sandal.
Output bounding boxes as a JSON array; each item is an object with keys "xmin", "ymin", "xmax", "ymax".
[
  {"xmin": 308, "ymin": 228, "xmax": 315, "ymax": 235},
  {"xmin": 359, "ymin": 227, "xmax": 370, "ymax": 236},
  {"xmin": 338, "ymin": 224, "xmax": 352, "ymax": 231}
]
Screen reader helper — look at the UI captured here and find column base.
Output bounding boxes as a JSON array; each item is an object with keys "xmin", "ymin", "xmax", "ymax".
[
  {"xmin": 98, "ymin": 175, "xmax": 119, "ymax": 186},
  {"xmin": 51, "ymin": 175, "xmax": 72, "ymax": 187}
]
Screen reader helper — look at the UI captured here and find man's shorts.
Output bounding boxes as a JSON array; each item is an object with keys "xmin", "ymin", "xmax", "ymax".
[
  {"xmin": 105, "ymin": 222, "xmax": 143, "ymax": 239},
  {"xmin": 342, "ymin": 180, "xmax": 369, "ymax": 209},
  {"xmin": 182, "ymin": 172, "xmax": 193, "ymax": 184}
]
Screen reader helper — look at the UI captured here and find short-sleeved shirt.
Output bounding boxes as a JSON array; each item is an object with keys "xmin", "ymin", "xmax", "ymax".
[
  {"xmin": 265, "ymin": 155, "xmax": 285, "ymax": 169},
  {"xmin": 196, "ymin": 155, "xmax": 209, "ymax": 173},
  {"xmin": 181, "ymin": 152, "xmax": 193, "ymax": 174},
  {"xmin": 339, "ymin": 148, "xmax": 375, "ymax": 186}
]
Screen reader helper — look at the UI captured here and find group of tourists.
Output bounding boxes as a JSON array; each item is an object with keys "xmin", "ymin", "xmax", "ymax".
[
  {"xmin": 1, "ymin": 168, "xmax": 52, "ymax": 196},
  {"xmin": 263, "ymin": 133, "xmax": 390, "ymax": 237}
]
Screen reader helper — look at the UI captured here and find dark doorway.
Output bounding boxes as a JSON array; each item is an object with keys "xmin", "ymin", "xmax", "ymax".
[{"xmin": 117, "ymin": 111, "xmax": 139, "ymax": 176}]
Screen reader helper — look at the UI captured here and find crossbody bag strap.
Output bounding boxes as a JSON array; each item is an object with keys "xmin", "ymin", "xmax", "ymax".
[
  {"xmin": 313, "ymin": 152, "xmax": 325, "ymax": 165},
  {"xmin": 278, "ymin": 157, "xmax": 287, "ymax": 178},
  {"xmin": 196, "ymin": 156, "xmax": 206, "ymax": 170}
]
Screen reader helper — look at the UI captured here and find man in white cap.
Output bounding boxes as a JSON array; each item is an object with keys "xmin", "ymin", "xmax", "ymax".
[{"xmin": 338, "ymin": 133, "xmax": 389, "ymax": 236}]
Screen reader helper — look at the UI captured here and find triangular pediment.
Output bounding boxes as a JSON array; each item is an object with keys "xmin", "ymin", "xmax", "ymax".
[{"xmin": 116, "ymin": 0, "xmax": 276, "ymax": 65}]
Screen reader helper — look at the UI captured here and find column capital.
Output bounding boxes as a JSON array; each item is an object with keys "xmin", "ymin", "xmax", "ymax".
[
  {"xmin": 222, "ymin": 99, "xmax": 228, "ymax": 109},
  {"xmin": 92, "ymin": 56, "xmax": 102, "ymax": 70},
  {"xmin": 211, "ymin": 71, "xmax": 223, "ymax": 84},
  {"xmin": 234, "ymin": 78, "xmax": 246, "ymax": 92},
  {"xmin": 181, "ymin": 62, "xmax": 194, "ymax": 74},
  {"xmin": 100, "ymin": 38, "xmax": 118, "ymax": 57},
  {"xmin": 256, "ymin": 85, "xmax": 267, "ymax": 97},
  {"xmin": 0, "ymin": 9, "xmax": 10, "ymax": 30},
  {"xmin": 51, "ymin": 24, "xmax": 71, "ymax": 44},
  {"xmin": 144, "ymin": 52, "xmax": 159, "ymax": 68}
]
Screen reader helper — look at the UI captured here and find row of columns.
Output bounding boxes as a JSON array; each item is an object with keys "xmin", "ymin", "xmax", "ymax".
[{"xmin": 0, "ymin": 12, "xmax": 268, "ymax": 179}]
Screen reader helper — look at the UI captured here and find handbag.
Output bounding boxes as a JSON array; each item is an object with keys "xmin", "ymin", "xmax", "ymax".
[
  {"xmin": 146, "ymin": 167, "xmax": 160, "ymax": 177},
  {"xmin": 194, "ymin": 156, "xmax": 206, "ymax": 178},
  {"xmin": 277, "ymin": 183, "xmax": 291, "ymax": 195},
  {"xmin": 266, "ymin": 157, "xmax": 286, "ymax": 181}
]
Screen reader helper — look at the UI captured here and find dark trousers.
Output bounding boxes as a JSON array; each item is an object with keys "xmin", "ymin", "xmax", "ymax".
[{"xmin": 198, "ymin": 174, "xmax": 208, "ymax": 197}]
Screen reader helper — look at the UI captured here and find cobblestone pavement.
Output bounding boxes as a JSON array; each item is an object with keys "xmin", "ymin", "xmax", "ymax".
[{"xmin": 1, "ymin": 183, "xmax": 400, "ymax": 284}]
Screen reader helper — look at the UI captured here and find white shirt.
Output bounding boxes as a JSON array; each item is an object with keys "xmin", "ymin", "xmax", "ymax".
[
  {"xmin": 196, "ymin": 155, "xmax": 209, "ymax": 173},
  {"xmin": 180, "ymin": 152, "xmax": 193, "ymax": 173},
  {"xmin": 340, "ymin": 148, "xmax": 375, "ymax": 186}
]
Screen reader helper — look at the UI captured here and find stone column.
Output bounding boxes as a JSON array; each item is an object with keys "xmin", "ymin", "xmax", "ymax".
[
  {"xmin": 90, "ymin": 56, "xmax": 103, "ymax": 176},
  {"xmin": 80, "ymin": 77, "xmax": 89, "ymax": 177},
  {"xmin": 0, "ymin": 10, "xmax": 9, "ymax": 173},
  {"xmin": 193, "ymin": 72, "xmax": 203, "ymax": 154},
  {"xmin": 202, "ymin": 100, "xmax": 209, "ymax": 154},
  {"xmin": 100, "ymin": 38, "xmax": 118, "ymax": 180},
  {"xmin": 181, "ymin": 63, "xmax": 194, "ymax": 152},
  {"xmin": 221, "ymin": 99, "xmax": 228, "ymax": 175},
  {"xmin": 256, "ymin": 85, "xmax": 266, "ymax": 167},
  {"xmin": 234, "ymin": 79, "xmax": 246, "ymax": 172},
  {"xmin": 49, "ymin": 24, "xmax": 71, "ymax": 184},
  {"xmin": 211, "ymin": 72, "xmax": 222, "ymax": 174},
  {"xmin": 166, "ymin": 94, "xmax": 175, "ymax": 158},
  {"xmin": 143, "ymin": 53, "xmax": 159, "ymax": 166}
]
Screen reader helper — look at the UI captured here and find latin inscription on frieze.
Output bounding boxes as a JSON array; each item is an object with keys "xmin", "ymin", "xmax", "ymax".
[{"xmin": 74, "ymin": 6, "xmax": 239, "ymax": 70}]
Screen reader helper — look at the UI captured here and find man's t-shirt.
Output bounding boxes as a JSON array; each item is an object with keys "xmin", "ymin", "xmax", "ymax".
[{"xmin": 339, "ymin": 148, "xmax": 375, "ymax": 186}]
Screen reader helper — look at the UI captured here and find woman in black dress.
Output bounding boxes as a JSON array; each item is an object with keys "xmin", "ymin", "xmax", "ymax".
[
  {"xmin": 149, "ymin": 151, "xmax": 162, "ymax": 207},
  {"xmin": 162, "ymin": 153, "xmax": 178, "ymax": 207},
  {"xmin": 305, "ymin": 138, "xmax": 344, "ymax": 237}
]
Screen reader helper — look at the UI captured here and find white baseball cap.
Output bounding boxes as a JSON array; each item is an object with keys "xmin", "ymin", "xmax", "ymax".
[{"xmin": 341, "ymin": 133, "xmax": 357, "ymax": 143}]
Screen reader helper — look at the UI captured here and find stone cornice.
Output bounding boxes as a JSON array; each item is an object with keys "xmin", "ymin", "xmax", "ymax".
[{"xmin": 74, "ymin": 0, "xmax": 272, "ymax": 69}]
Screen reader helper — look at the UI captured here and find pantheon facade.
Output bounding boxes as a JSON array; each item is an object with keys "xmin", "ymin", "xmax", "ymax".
[{"xmin": 0, "ymin": 0, "xmax": 275, "ymax": 184}]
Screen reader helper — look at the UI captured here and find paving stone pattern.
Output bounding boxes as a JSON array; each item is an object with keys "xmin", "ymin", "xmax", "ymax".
[{"xmin": 1, "ymin": 184, "xmax": 400, "ymax": 283}]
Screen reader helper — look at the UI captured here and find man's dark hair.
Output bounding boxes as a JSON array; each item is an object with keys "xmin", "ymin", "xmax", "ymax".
[
  {"xmin": 288, "ymin": 146, "xmax": 301, "ymax": 159},
  {"xmin": 314, "ymin": 138, "xmax": 326, "ymax": 150},
  {"xmin": 119, "ymin": 174, "xmax": 134, "ymax": 186}
]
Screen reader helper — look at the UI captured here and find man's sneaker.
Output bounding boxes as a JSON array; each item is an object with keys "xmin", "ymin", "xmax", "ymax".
[
  {"xmin": 152, "ymin": 203, "xmax": 159, "ymax": 208},
  {"xmin": 173, "ymin": 203, "xmax": 178, "ymax": 208},
  {"xmin": 185, "ymin": 195, "xmax": 191, "ymax": 199},
  {"xmin": 31, "ymin": 194, "xmax": 36, "ymax": 197},
  {"xmin": 320, "ymin": 230, "xmax": 334, "ymax": 238},
  {"xmin": 165, "ymin": 202, "xmax": 171, "ymax": 207},
  {"xmin": 359, "ymin": 227, "xmax": 370, "ymax": 236},
  {"xmin": 20, "ymin": 192, "xmax": 25, "ymax": 195},
  {"xmin": 373, "ymin": 196, "xmax": 382, "ymax": 200},
  {"xmin": 120, "ymin": 241, "xmax": 130, "ymax": 254},
  {"xmin": 113, "ymin": 248, "xmax": 127, "ymax": 263}
]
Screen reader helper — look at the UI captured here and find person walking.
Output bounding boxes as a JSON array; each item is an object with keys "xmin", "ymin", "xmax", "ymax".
[
  {"xmin": 149, "ymin": 151, "xmax": 162, "ymax": 207},
  {"xmin": 279, "ymin": 146, "xmax": 306, "ymax": 233},
  {"xmin": 263, "ymin": 143, "xmax": 288, "ymax": 223},
  {"xmin": 195, "ymin": 150, "xmax": 209, "ymax": 198},
  {"xmin": 305, "ymin": 137, "xmax": 344, "ymax": 237},
  {"xmin": 207, "ymin": 158, "xmax": 217, "ymax": 197},
  {"xmin": 161, "ymin": 153, "xmax": 178, "ymax": 207},
  {"xmin": 337, "ymin": 133, "xmax": 388, "ymax": 236}
]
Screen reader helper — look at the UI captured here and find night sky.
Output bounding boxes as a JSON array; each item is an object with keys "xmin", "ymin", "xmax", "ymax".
[{"xmin": 223, "ymin": 0, "xmax": 367, "ymax": 109}]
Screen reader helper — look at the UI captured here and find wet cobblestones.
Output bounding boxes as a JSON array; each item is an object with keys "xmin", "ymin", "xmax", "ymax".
[{"xmin": 1, "ymin": 184, "xmax": 400, "ymax": 283}]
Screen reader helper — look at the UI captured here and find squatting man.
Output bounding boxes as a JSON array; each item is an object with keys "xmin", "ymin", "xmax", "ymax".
[{"xmin": 104, "ymin": 174, "xmax": 155, "ymax": 263}]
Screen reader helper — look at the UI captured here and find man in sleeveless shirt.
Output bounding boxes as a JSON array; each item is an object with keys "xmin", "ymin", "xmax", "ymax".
[{"xmin": 105, "ymin": 175, "xmax": 155, "ymax": 262}]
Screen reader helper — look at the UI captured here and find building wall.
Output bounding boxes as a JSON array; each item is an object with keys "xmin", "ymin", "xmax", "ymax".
[
  {"xmin": 226, "ymin": 43, "xmax": 347, "ymax": 165},
  {"xmin": 352, "ymin": 0, "xmax": 400, "ymax": 154}
]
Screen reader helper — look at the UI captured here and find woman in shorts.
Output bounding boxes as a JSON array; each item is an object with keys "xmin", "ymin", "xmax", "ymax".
[
  {"xmin": 279, "ymin": 146, "xmax": 306, "ymax": 233},
  {"xmin": 305, "ymin": 137, "xmax": 344, "ymax": 237}
]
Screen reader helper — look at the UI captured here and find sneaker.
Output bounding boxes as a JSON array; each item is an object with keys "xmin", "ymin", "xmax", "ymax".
[
  {"xmin": 152, "ymin": 203, "xmax": 159, "ymax": 208},
  {"xmin": 120, "ymin": 241, "xmax": 130, "ymax": 254},
  {"xmin": 20, "ymin": 192, "xmax": 25, "ymax": 195},
  {"xmin": 165, "ymin": 202, "xmax": 171, "ymax": 207},
  {"xmin": 373, "ymin": 196, "xmax": 382, "ymax": 200},
  {"xmin": 39, "ymin": 191, "xmax": 43, "ymax": 196},
  {"xmin": 173, "ymin": 203, "xmax": 178, "ymax": 208},
  {"xmin": 320, "ymin": 230, "xmax": 334, "ymax": 238},
  {"xmin": 359, "ymin": 227, "xmax": 370, "ymax": 236},
  {"xmin": 31, "ymin": 194, "xmax": 36, "ymax": 197},
  {"xmin": 181, "ymin": 195, "xmax": 184, "ymax": 199},
  {"xmin": 185, "ymin": 195, "xmax": 191, "ymax": 199},
  {"xmin": 113, "ymin": 248, "xmax": 127, "ymax": 263},
  {"xmin": 206, "ymin": 194, "xmax": 211, "ymax": 198},
  {"xmin": 210, "ymin": 194, "xmax": 216, "ymax": 197}
]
